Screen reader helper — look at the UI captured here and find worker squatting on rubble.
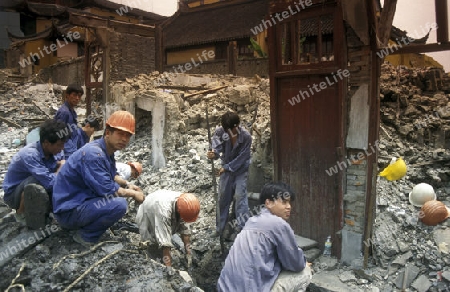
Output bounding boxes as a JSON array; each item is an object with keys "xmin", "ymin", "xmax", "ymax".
[
  {"xmin": 52, "ymin": 111, "xmax": 145, "ymax": 247},
  {"xmin": 2, "ymin": 120, "xmax": 70, "ymax": 229},
  {"xmin": 54, "ymin": 84, "xmax": 84, "ymax": 159},
  {"xmin": 217, "ymin": 182, "xmax": 312, "ymax": 292},
  {"xmin": 206, "ymin": 111, "xmax": 252, "ymax": 236},
  {"xmin": 136, "ymin": 190, "xmax": 200, "ymax": 272}
]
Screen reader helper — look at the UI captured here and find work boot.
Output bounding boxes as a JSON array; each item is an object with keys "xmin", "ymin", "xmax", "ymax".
[
  {"xmin": 23, "ymin": 184, "xmax": 50, "ymax": 230},
  {"xmin": 72, "ymin": 231, "xmax": 95, "ymax": 248},
  {"xmin": 14, "ymin": 212, "xmax": 26, "ymax": 226}
]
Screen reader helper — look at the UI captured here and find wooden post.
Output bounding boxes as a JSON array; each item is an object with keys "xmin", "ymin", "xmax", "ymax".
[{"xmin": 227, "ymin": 41, "xmax": 237, "ymax": 76}]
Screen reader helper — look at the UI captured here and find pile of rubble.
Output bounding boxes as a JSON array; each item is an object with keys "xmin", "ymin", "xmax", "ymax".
[
  {"xmin": 0, "ymin": 63, "xmax": 450, "ymax": 291},
  {"xmin": 0, "ymin": 71, "xmax": 273, "ymax": 291},
  {"xmin": 308, "ymin": 64, "xmax": 450, "ymax": 291}
]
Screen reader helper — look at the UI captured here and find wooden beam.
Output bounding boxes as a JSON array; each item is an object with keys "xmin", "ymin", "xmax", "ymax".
[
  {"xmin": 0, "ymin": 116, "xmax": 21, "ymax": 128},
  {"xmin": 182, "ymin": 86, "xmax": 227, "ymax": 99},
  {"xmin": 69, "ymin": 12, "xmax": 155, "ymax": 37},
  {"xmin": 377, "ymin": 0, "xmax": 398, "ymax": 47},
  {"xmin": 388, "ymin": 42, "xmax": 450, "ymax": 54},
  {"xmin": 0, "ymin": 226, "xmax": 60, "ymax": 268}
]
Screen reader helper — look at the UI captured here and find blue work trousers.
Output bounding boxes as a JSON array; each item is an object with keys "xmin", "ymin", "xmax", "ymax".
[
  {"xmin": 217, "ymin": 171, "xmax": 249, "ymax": 233},
  {"xmin": 55, "ymin": 196, "xmax": 127, "ymax": 242}
]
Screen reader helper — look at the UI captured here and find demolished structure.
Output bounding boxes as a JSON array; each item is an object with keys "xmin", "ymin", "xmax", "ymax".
[{"xmin": 0, "ymin": 0, "xmax": 450, "ymax": 291}]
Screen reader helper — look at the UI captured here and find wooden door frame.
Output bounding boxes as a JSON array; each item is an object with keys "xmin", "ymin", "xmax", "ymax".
[{"xmin": 268, "ymin": 0, "xmax": 346, "ymax": 256}]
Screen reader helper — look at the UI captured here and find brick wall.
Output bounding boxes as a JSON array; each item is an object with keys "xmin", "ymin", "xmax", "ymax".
[
  {"xmin": 109, "ymin": 32, "xmax": 156, "ymax": 82},
  {"xmin": 344, "ymin": 150, "xmax": 368, "ymax": 233},
  {"xmin": 38, "ymin": 57, "xmax": 84, "ymax": 85},
  {"xmin": 163, "ymin": 58, "xmax": 269, "ymax": 77}
]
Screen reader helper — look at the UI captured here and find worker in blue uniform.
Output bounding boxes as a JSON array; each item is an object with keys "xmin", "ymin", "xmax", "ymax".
[
  {"xmin": 2, "ymin": 119, "xmax": 70, "ymax": 229},
  {"xmin": 54, "ymin": 84, "xmax": 83, "ymax": 159},
  {"xmin": 52, "ymin": 111, "xmax": 145, "ymax": 247}
]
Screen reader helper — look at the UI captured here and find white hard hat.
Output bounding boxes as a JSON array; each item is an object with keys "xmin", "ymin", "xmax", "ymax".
[{"xmin": 408, "ymin": 183, "xmax": 436, "ymax": 207}]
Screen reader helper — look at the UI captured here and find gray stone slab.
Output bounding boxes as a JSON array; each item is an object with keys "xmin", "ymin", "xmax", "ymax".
[
  {"xmin": 411, "ymin": 275, "xmax": 432, "ymax": 292},
  {"xmin": 394, "ymin": 264, "xmax": 420, "ymax": 289},
  {"xmin": 0, "ymin": 226, "xmax": 59, "ymax": 267},
  {"xmin": 304, "ymin": 248, "xmax": 321, "ymax": 262},
  {"xmin": 392, "ymin": 251, "xmax": 413, "ymax": 265},
  {"xmin": 341, "ymin": 227, "xmax": 362, "ymax": 265},
  {"xmin": 433, "ymin": 229, "xmax": 450, "ymax": 246},
  {"xmin": 295, "ymin": 234, "xmax": 318, "ymax": 250},
  {"xmin": 310, "ymin": 270, "xmax": 361, "ymax": 292},
  {"xmin": 339, "ymin": 270, "xmax": 357, "ymax": 283},
  {"xmin": 442, "ymin": 270, "xmax": 450, "ymax": 281}
]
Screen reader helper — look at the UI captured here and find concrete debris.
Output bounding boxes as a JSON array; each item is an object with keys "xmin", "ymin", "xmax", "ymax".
[{"xmin": 0, "ymin": 64, "xmax": 450, "ymax": 291}]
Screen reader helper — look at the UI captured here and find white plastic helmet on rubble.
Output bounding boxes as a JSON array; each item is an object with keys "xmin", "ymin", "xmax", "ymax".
[{"xmin": 408, "ymin": 183, "xmax": 437, "ymax": 207}]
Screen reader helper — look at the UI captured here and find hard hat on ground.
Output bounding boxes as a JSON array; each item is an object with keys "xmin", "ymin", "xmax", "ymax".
[
  {"xmin": 128, "ymin": 161, "xmax": 143, "ymax": 175},
  {"xmin": 106, "ymin": 111, "xmax": 135, "ymax": 135},
  {"xmin": 177, "ymin": 193, "xmax": 200, "ymax": 223},
  {"xmin": 379, "ymin": 157, "xmax": 407, "ymax": 181},
  {"xmin": 409, "ymin": 183, "xmax": 436, "ymax": 207}
]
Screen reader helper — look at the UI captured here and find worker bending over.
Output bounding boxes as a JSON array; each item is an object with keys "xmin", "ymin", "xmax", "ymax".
[
  {"xmin": 52, "ymin": 111, "xmax": 145, "ymax": 247},
  {"xmin": 115, "ymin": 161, "xmax": 143, "ymax": 187},
  {"xmin": 136, "ymin": 190, "xmax": 200, "ymax": 269}
]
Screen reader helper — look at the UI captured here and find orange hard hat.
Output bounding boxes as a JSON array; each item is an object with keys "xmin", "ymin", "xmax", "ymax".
[
  {"xmin": 177, "ymin": 193, "xmax": 200, "ymax": 223},
  {"xmin": 106, "ymin": 111, "xmax": 135, "ymax": 134},
  {"xmin": 128, "ymin": 161, "xmax": 143, "ymax": 175}
]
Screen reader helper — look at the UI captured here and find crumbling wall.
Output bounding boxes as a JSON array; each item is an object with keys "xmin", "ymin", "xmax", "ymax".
[
  {"xmin": 341, "ymin": 24, "xmax": 372, "ymax": 265},
  {"xmin": 109, "ymin": 72, "xmax": 273, "ymax": 189},
  {"xmin": 38, "ymin": 57, "xmax": 84, "ymax": 85},
  {"xmin": 162, "ymin": 58, "xmax": 269, "ymax": 78},
  {"xmin": 109, "ymin": 32, "xmax": 155, "ymax": 82}
]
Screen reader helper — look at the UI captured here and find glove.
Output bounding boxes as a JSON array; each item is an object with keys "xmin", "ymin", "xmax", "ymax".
[{"xmin": 186, "ymin": 254, "xmax": 192, "ymax": 268}]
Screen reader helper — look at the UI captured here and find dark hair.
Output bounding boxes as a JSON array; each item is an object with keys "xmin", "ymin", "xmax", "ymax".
[
  {"xmin": 66, "ymin": 84, "xmax": 84, "ymax": 96},
  {"xmin": 221, "ymin": 111, "xmax": 240, "ymax": 131},
  {"xmin": 259, "ymin": 182, "xmax": 296, "ymax": 205},
  {"xmin": 103, "ymin": 125, "xmax": 116, "ymax": 136},
  {"xmin": 40, "ymin": 119, "xmax": 71, "ymax": 143},
  {"xmin": 83, "ymin": 116, "xmax": 100, "ymax": 130}
]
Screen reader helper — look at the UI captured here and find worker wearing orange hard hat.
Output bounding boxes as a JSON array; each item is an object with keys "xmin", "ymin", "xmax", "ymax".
[
  {"xmin": 115, "ymin": 161, "xmax": 143, "ymax": 189},
  {"xmin": 53, "ymin": 111, "xmax": 145, "ymax": 247},
  {"xmin": 136, "ymin": 190, "xmax": 200, "ymax": 271}
]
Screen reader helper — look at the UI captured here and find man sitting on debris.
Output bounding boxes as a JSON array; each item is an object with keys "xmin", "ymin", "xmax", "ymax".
[
  {"xmin": 2, "ymin": 119, "xmax": 70, "ymax": 229},
  {"xmin": 75, "ymin": 116, "xmax": 101, "ymax": 149},
  {"xmin": 206, "ymin": 111, "xmax": 252, "ymax": 237},
  {"xmin": 217, "ymin": 182, "xmax": 312, "ymax": 292},
  {"xmin": 136, "ymin": 190, "xmax": 200, "ymax": 271},
  {"xmin": 52, "ymin": 111, "xmax": 145, "ymax": 247},
  {"xmin": 54, "ymin": 84, "xmax": 83, "ymax": 159}
]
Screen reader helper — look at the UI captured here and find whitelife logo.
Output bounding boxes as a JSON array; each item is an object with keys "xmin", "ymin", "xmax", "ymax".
[
  {"xmin": 288, "ymin": 69, "xmax": 350, "ymax": 106},
  {"xmin": 171, "ymin": 50, "xmax": 215, "ymax": 73},
  {"xmin": 0, "ymin": 224, "xmax": 60, "ymax": 261},
  {"xmin": 376, "ymin": 22, "xmax": 438, "ymax": 59},
  {"xmin": 18, "ymin": 31, "xmax": 81, "ymax": 68},
  {"xmin": 250, "ymin": 0, "xmax": 313, "ymax": 35}
]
